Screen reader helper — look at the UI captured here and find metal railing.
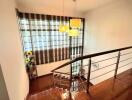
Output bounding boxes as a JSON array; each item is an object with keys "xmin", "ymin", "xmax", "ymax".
[{"xmin": 52, "ymin": 46, "xmax": 132, "ymax": 93}]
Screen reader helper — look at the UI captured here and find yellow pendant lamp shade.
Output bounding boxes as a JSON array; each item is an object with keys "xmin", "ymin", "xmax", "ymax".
[
  {"xmin": 59, "ymin": 25, "xmax": 69, "ymax": 32},
  {"xmin": 68, "ymin": 29, "xmax": 79, "ymax": 36},
  {"xmin": 70, "ymin": 19, "xmax": 81, "ymax": 28}
]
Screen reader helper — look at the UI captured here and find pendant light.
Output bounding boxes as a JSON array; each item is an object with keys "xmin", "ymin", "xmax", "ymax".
[
  {"xmin": 59, "ymin": 25, "xmax": 69, "ymax": 32},
  {"xmin": 59, "ymin": 0, "xmax": 69, "ymax": 32},
  {"xmin": 70, "ymin": 18, "xmax": 81, "ymax": 28},
  {"xmin": 68, "ymin": 29, "xmax": 79, "ymax": 36},
  {"xmin": 68, "ymin": 0, "xmax": 80, "ymax": 36},
  {"xmin": 70, "ymin": 0, "xmax": 81, "ymax": 28}
]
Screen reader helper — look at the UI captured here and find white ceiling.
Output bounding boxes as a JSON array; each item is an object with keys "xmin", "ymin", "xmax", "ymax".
[{"xmin": 16, "ymin": 0, "xmax": 117, "ymax": 13}]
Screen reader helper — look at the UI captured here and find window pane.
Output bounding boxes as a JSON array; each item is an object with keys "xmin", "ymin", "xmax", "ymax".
[{"xmin": 19, "ymin": 13, "xmax": 84, "ymax": 65}]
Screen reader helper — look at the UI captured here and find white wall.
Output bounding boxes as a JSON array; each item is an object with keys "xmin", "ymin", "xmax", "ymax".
[
  {"xmin": 84, "ymin": 0, "xmax": 132, "ymax": 54},
  {"xmin": 0, "ymin": 65, "xmax": 10, "ymax": 100},
  {"xmin": 0, "ymin": 0, "xmax": 29, "ymax": 100},
  {"xmin": 84, "ymin": 0, "xmax": 132, "ymax": 84},
  {"xmin": 37, "ymin": 60, "xmax": 70, "ymax": 76}
]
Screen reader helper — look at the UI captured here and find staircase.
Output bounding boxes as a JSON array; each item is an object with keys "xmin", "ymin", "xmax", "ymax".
[
  {"xmin": 51, "ymin": 46, "xmax": 132, "ymax": 98},
  {"xmin": 52, "ymin": 60, "xmax": 99, "ymax": 92},
  {"xmin": 53, "ymin": 68, "xmax": 94, "ymax": 93},
  {"xmin": 53, "ymin": 72, "xmax": 70, "ymax": 89},
  {"xmin": 28, "ymin": 68, "xmax": 132, "ymax": 100}
]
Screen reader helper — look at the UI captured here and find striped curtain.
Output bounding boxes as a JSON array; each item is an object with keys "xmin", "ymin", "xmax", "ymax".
[{"xmin": 17, "ymin": 11, "xmax": 85, "ymax": 65}]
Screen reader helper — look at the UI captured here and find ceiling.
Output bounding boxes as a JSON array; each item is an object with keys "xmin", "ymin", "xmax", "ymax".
[{"xmin": 16, "ymin": 0, "xmax": 117, "ymax": 13}]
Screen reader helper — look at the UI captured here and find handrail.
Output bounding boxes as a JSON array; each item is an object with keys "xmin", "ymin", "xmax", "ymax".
[{"xmin": 52, "ymin": 46, "xmax": 132, "ymax": 72}]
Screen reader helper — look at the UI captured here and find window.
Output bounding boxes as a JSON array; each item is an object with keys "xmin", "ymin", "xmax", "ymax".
[{"xmin": 18, "ymin": 12, "xmax": 84, "ymax": 65}]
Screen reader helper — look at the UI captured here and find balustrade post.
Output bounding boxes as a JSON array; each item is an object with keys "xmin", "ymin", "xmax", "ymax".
[
  {"xmin": 87, "ymin": 58, "xmax": 91, "ymax": 93},
  {"xmin": 53, "ymin": 71, "xmax": 55, "ymax": 87},
  {"xmin": 69, "ymin": 63, "xmax": 72, "ymax": 99},
  {"xmin": 114, "ymin": 51, "xmax": 121, "ymax": 78}
]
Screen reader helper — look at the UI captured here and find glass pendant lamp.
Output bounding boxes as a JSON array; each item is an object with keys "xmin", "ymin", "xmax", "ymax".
[
  {"xmin": 68, "ymin": 0, "xmax": 80, "ymax": 36},
  {"xmin": 59, "ymin": 0, "xmax": 69, "ymax": 32},
  {"xmin": 68, "ymin": 29, "xmax": 79, "ymax": 36},
  {"xmin": 70, "ymin": 18, "xmax": 81, "ymax": 28},
  {"xmin": 59, "ymin": 24, "xmax": 69, "ymax": 32}
]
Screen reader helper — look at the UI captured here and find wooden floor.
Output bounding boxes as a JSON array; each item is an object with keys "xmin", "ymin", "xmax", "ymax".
[
  {"xmin": 28, "ymin": 69, "xmax": 132, "ymax": 100},
  {"xmin": 29, "ymin": 74, "xmax": 54, "ymax": 94}
]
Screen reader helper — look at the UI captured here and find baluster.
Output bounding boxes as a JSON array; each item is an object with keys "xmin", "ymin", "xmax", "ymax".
[
  {"xmin": 53, "ymin": 71, "xmax": 55, "ymax": 87},
  {"xmin": 69, "ymin": 63, "xmax": 72, "ymax": 99},
  {"xmin": 59, "ymin": 74, "xmax": 61, "ymax": 87},
  {"xmin": 114, "ymin": 51, "xmax": 121, "ymax": 78},
  {"xmin": 87, "ymin": 58, "xmax": 91, "ymax": 93}
]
